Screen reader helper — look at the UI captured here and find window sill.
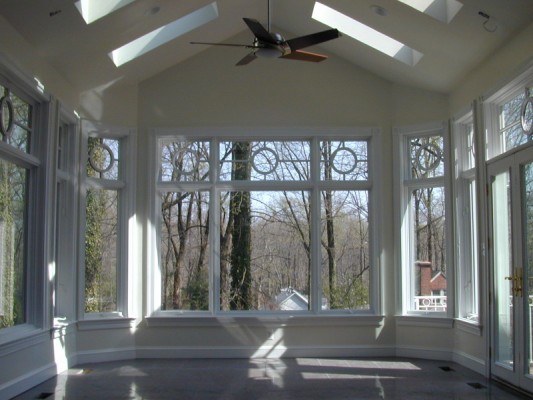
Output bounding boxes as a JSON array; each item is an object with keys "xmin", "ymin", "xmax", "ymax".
[
  {"xmin": 145, "ymin": 314, "xmax": 385, "ymax": 328},
  {"xmin": 395, "ymin": 315, "xmax": 454, "ymax": 329},
  {"xmin": 455, "ymin": 318, "xmax": 482, "ymax": 336},
  {"xmin": 77, "ymin": 317, "xmax": 136, "ymax": 331}
]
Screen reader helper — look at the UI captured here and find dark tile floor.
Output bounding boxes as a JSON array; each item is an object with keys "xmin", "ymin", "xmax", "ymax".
[{"xmin": 12, "ymin": 357, "xmax": 530, "ymax": 399}]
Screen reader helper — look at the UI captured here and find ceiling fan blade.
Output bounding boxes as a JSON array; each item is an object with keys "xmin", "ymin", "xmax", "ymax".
[
  {"xmin": 280, "ymin": 50, "xmax": 328, "ymax": 62},
  {"xmin": 243, "ymin": 18, "xmax": 277, "ymax": 44},
  {"xmin": 286, "ymin": 29, "xmax": 340, "ymax": 51},
  {"xmin": 236, "ymin": 52, "xmax": 257, "ymax": 66},
  {"xmin": 190, "ymin": 41, "xmax": 252, "ymax": 48}
]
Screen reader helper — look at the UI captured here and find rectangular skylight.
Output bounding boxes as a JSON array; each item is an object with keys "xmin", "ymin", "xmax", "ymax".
[
  {"xmin": 312, "ymin": 2, "xmax": 423, "ymax": 66},
  {"xmin": 397, "ymin": 0, "xmax": 463, "ymax": 24},
  {"xmin": 109, "ymin": 2, "xmax": 218, "ymax": 67},
  {"xmin": 75, "ymin": 0, "xmax": 136, "ymax": 24}
]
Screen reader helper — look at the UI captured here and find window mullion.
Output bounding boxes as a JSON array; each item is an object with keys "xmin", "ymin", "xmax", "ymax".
[
  {"xmin": 211, "ymin": 138, "xmax": 219, "ymax": 314},
  {"xmin": 310, "ymin": 137, "xmax": 321, "ymax": 313}
]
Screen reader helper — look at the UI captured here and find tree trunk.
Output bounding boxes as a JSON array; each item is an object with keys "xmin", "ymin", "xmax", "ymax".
[
  {"xmin": 229, "ymin": 142, "xmax": 252, "ymax": 310},
  {"xmin": 322, "ymin": 142, "xmax": 338, "ymax": 308}
]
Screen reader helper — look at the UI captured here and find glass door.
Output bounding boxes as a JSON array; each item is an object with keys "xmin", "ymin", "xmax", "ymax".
[{"xmin": 489, "ymin": 144, "xmax": 533, "ymax": 392}]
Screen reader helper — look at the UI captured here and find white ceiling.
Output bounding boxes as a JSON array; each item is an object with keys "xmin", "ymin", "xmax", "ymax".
[{"xmin": 1, "ymin": 0, "xmax": 533, "ymax": 94}]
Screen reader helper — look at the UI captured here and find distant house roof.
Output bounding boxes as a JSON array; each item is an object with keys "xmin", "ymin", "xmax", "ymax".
[
  {"xmin": 430, "ymin": 271, "xmax": 447, "ymax": 291},
  {"xmin": 275, "ymin": 288, "xmax": 328, "ymax": 311}
]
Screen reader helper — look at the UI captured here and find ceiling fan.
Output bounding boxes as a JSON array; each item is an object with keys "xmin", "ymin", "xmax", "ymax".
[{"xmin": 190, "ymin": 1, "xmax": 341, "ymax": 66}]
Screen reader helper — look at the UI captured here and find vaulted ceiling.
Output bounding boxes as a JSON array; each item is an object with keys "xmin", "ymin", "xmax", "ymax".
[{"xmin": 2, "ymin": 0, "xmax": 533, "ymax": 94}]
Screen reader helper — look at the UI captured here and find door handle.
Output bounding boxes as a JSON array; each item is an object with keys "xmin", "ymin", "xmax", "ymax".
[{"xmin": 505, "ymin": 269, "xmax": 523, "ymax": 297}]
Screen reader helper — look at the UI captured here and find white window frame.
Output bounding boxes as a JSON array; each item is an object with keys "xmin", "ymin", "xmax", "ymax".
[
  {"xmin": 0, "ymin": 66, "xmax": 52, "ymax": 344},
  {"xmin": 394, "ymin": 121, "xmax": 454, "ymax": 318},
  {"xmin": 51, "ymin": 105, "xmax": 79, "ymax": 327},
  {"xmin": 452, "ymin": 109, "xmax": 480, "ymax": 324},
  {"xmin": 78, "ymin": 120, "xmax": 136, "ymax": 325},
  {"xmin": 147, "ymin": 127, "xmax": 382, "ymax": 319}
]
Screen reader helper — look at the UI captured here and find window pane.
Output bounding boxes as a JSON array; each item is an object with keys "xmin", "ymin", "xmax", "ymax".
[
  {"xmin": 219, "ymin": 191, "xmax": 311, "ymax": 311},
  {"xmin": 465, "ymin": 179, "xmax": 479, "ymax": 319},
  {"xmin": 1, "ymin": 86, "xmax": 32, "ymax": 153},
  {"xmin": 321, "ymin": 190, "xmax": 370, "ymax": 310},
  {"xmin": 0, "ymin": 160, "xmax": 27, "ymax": 328},
  {"xmin": 84, "ymin": 188, "xmax": 118, "ymax": 313},
  {"xmin": 87, "ymin": 137, "xmax": 120, "ymax": 180},
  {"xmin": 409, "ymin": 135, "xmax": 444, "ymax": 179},
  {"xmin": 500, "ymin": 91, "xmax": 532, "ymax": 152},
  {"xmin": 411, "ymin": 186, "xmax": 447, "ymax": 312},
  {"xmin": 320, "ymin": 141, "xmax": 368, "ymax": 181},
  {"xmin": 160, "ymin": 140, "xmax": 210, "ymax": 182},
  {"xmin": 160, "ymin": 191, "xmax": 209, "ymax": 311},
  {"xmin": 219, "ymin": 141, "xmax": 310, "ymax": 181},
  {"xmin": 465, "ymin": 122, "xmax": 475, "ymax": 170}
]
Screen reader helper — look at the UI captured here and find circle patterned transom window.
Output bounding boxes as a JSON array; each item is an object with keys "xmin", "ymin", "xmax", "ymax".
[
  {"xmin": 89, "ymin": 142, "xmax": 115, "ymax": 173},
  {"xmin": 521, "ymin": 95, "xmax": 533, "ymax": 136},
  {"xmin": 0, "ymin": 96, "xmax": 14, "ymax": 137},
  {"xmin": 414, "ymin": 143, "xmax": 443, "ymax": 173},
  {"xmin": 330, "ymin": 146, "xmax": 358, "ymax": 175},
  {"xmin": 251, "ymin": 147, "xmax": 279, "ymax": 175}
]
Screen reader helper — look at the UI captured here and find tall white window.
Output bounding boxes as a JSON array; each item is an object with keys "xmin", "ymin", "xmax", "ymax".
[
  {"xmin": 395, "ymin": 123, "xmax": 451, "ymax": 315},
  {"xmin": 453, "ymin": 112, "xmax": 479, "ymax": 322},
  {"xmin": 0, "ymin": 77, "xmax": 47, "ymax": 333},
  {"xmin": 79, "ymin": 121, "xmax": 134, "ymax": 319},
  {"xmin": 151, "ymin": 130, "xmax": 379, "ymax": 315}
]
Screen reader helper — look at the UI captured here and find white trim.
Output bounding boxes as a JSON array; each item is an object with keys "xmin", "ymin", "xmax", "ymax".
[
  {"xmin": 0, "ymin": 361, "xmax": 59, "ymax": 400},
  {"xmin": 395, "ymin": 345, "xmax": 452, "ymax": 361},
  {"xmin": 483, "ymin": 60, "xmax": 533, "ymax": 105},
  {"xmin": 0, "ymin": 51, "xmax": 51, "ymax": 103},
  {"xmin": 452, "ymin": 350, "xmax": 486, "ymax": 375},
  {"xmin": 395, "ymin": 315, "xmax": 454, "ymax": 328},
  {"xmin": 75, "ymin": 348, "xmax": 136, "ymax": 364},
  {"xmin": 149, "ymin": 127, "xmax": 380, "ymax": 317},
  {"xmin": 145, "ymin": 315, "xmax": 384, "ymax": 328},
  {"xmin": 455, "ymin": 318, "xmax": 482, "ymax": 336},
  {"xmin": 394, "ymin": 121, "xmax": 452, "ymax": 316},
  {"xmin": 135, "ymin": 344, "xmax": 395, "ymax": 359},
  {"xmin": 77, "ymin": 317, "xmax": 136, "ymax": 331},
  {"xmin": 0, "ymin": 327, "xmax": 49, "ymax": 356},
  {"xmin": 78, "ymin": 120, "xmax": 136, "ymax": 320}
]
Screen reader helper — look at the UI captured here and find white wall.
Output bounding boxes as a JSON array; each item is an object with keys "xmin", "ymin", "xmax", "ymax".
[{"xmin": 450, "ymin": 21, "xmax": 533, "ymax": 114}]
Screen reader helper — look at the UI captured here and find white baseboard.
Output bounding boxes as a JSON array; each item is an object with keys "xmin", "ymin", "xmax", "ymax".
[
  {"xmin": 135, "ymin": 345, "xmax": 396, "ymax": 359},
  {"xmin": 0, "ymin": 362, "xmax": 59, "ymax": 400},
  {"xmin": 1, "ymin": 345, "xmax": 485, "ymax": 399},
  {"xmin": 452, "ymin": 350, "xmax": 486, "ymax": 375},
  {"xmin": 75, "ymin": 347, "xmax": 136, "ymax": 364},
  {"xmin": 394, "ymin": 345, "xmax": 487, "ymax": 376},
  {"xmin": 395, "ymin": 345, "xmax": 453, "ymax": 361}
]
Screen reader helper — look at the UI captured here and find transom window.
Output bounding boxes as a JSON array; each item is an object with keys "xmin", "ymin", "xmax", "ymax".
[
  {"xmin": 152, "ymin": 132, "xmax": 378, "ymax": 315},
  {"xmin": 486, "ymin": 83, "xmax": 533, "ymax": 160}
]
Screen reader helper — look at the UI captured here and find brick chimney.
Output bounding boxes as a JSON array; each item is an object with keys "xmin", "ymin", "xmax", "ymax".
[{"xmin": 417, "ymin": 261, "xmax": 432, "ymax": 296}]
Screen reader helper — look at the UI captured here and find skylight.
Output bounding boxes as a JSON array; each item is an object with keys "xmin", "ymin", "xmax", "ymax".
[
  {"xmin": 75, "ymin": 0, "xmax": 136, "ymax": 24},
  {"xmin": 397, "ymin": 0, "xmax": 463, "ymax": 24},
  {"xmin": 312, "ymin": 2, "xmax": 423, "ymax": 66},
  {"xmin": 109, "ymin": 2, "xmax": 219, "ymax": 67}
]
